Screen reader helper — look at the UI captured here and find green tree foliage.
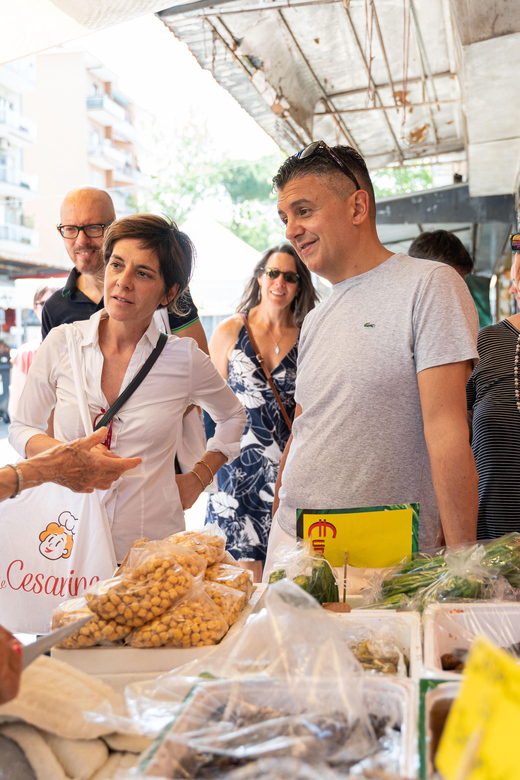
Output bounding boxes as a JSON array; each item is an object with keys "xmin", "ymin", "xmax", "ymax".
[
  {"xmin": 139, "ymin": 125, "xmax": 285, "ymax": 250},
  {"xmin": 372, "ymin": 165, "xmax": 433, "ymax": 198}
]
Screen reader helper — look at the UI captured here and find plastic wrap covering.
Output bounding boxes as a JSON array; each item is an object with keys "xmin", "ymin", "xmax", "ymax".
[
  {"xmin": 205, "ymin": 563, "xmax": 254, "ymax": 599},
  {"xmin": 129, "ymin": 585, "xmax": 229, "ymax": 648},
  {"xmin": 363, "ymin": 533, "xmax": 520, "ymax": 610},
  {"xmin": 332, "ymin": 618, "xmax": 408, "ymax": 676},
  {"xmin": 165, "ymin": 525, "xmax": 226, "ymax": 567},
  {"xmin": 203, "ymin": 580, "xmax": 247, "ymax": 625},
  {"xmin": 86, "ymin": 542, "xmax": 207, "ymax": 627},
  {"xmin": 92, "ymin": 581, "xmax": 366, "ymax": 737},
  {"xmin": 424, "ymin": 602, "xmax": 520, "ymax": 676},
  {"xmin": 266, "ymin": 542, "xmax": 339, "ymax": 605},
  {"xmin": 138, "ymin": 677, "xmax": 377, "ymax": 777},
  {"xmin": 51, "ymin": 597, "xmax": 132, "ymax": 648}
]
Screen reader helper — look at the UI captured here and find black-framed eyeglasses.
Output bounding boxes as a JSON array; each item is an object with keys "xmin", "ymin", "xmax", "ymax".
[
  {"xmin": 511, "ymin": 233, "xmax": 520, "ymax": 252},
  {"xmin": 295, "ymin": 140, "xmax": 361, "ymax": 191},
  {"xmin": 56, "ymin": 222, "xmax": 113, "ymax": 239},
  {"xmin": 261, "ymin": 267, "xmax": 300, "ymax": 284}
]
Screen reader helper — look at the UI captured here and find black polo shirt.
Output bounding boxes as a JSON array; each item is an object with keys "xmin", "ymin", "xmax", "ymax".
[{"xmin": 42, "ymin": 268, "xmax": 200, "ymax": 338}]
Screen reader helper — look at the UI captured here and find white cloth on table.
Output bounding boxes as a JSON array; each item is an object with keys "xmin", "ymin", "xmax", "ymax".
[{"xmin": 9, "ymin": 309, "xmax": 246, "ymax": 562}]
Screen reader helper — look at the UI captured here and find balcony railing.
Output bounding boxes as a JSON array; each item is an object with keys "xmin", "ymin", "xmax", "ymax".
[
  {"xmin": 87, "ymin": 94, "xmax": 126, "ymax": 123},
  {"xmin": 88, "ymin": 140, "xmax": 127, "ymax": 168},
  {"xmin": 0, "ymin": 107, "xmax": 37, "ymax": 143},
  {"xmin": 0, "ymin": 166, "xmax": 37, "ymax": 192},
  {"xmin": 0, "ymin": 223, "xmax": 38, "ymax": 246},
  {"xmin": 0, "ymin": 57, "xmax": 36, "ymax": 90}
]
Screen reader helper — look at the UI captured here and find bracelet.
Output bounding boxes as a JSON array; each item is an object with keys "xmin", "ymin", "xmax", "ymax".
[
  {"xmin": 195, "ymin": 459, "xmax": 214, "ymax": 485},
  {"xmin": 189, "ymin": 469, "xmax": 206, "ymax": 490},
  {"xmin": 6, "ymin": 463, "xmax": 23, "ymax": 498}
]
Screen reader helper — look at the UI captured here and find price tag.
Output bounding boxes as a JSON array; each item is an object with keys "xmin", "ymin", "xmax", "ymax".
[
  {"xmin": 296, "ymin": 503, "xmax": 419, "ymax": 568},
  {"xmin": 436, "ymin": 636, "xmax": 520, "ymax": 779}
]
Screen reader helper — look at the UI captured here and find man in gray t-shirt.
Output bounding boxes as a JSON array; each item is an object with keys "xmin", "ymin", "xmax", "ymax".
[{"xmin": 267, "ymin": 142, "xmax": 479, "ymax": 563}]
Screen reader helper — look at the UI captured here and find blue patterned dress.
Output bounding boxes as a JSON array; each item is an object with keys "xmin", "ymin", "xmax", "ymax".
[{"xmin": 205, "ymin": 321, "xmax": 298, "ymax": 562}]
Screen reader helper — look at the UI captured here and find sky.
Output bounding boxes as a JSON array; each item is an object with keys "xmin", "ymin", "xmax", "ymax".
[{"xmin": 76, "ymin": 14, "xmax": 279, "ymax": 162}]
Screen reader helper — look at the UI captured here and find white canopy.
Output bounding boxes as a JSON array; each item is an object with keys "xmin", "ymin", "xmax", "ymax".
[{"xmin": 182, "ymin": 214, "xmax": 260, "ymax": 316}]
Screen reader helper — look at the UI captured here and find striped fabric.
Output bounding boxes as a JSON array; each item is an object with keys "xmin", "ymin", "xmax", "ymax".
[{"xmin": 467, "ymin": 319, "xmax": 520, "ymax": 538}]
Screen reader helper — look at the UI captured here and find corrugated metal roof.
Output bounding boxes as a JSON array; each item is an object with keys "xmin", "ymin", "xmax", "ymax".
[{"xmin": 159, "ymin": 0, "xmax": 520, "ymax": 197}]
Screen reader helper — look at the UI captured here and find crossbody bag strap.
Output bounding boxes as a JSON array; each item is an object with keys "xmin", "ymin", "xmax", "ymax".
[
  {"xmin": 94, "ymin": 331, "xmax": 168, "ymax": 431},
  {"xmin": 240, "ymin": 312, "xmax": 293, "ymax": 432}
]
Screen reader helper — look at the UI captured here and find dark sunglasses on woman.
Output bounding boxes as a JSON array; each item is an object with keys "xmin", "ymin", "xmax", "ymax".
[{"xmin": 261, "ymin": 267, "xmax": 300, "ymax": 284}]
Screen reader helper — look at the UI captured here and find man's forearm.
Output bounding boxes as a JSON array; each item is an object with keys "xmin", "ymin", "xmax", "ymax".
[
  {"xmin": 428, "ymin": 434, "xmax": 478, "ymax": 546},
  {"xmin": 273, "ymin": 433, "xmax": 293, "ymax": 517}
]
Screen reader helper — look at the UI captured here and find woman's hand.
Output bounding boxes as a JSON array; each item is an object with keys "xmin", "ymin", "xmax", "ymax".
[
  {"xmin": 0, "ymin": 626, "xmax": 22, "ymax": 705},
  {"xmin": 176, "ymin": 471, "xmax": 205, "ymax": 510}
]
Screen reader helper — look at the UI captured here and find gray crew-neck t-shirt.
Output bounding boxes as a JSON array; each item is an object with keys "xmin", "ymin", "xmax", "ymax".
[{"xmin": 277, "ymin": 253, "xmax": 479, "ymax": 551}]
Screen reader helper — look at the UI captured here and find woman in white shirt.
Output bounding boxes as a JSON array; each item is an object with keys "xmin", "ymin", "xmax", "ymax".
[{"xmin": 9, "ymin": 214, "xmax": 246, "ymax": 563}]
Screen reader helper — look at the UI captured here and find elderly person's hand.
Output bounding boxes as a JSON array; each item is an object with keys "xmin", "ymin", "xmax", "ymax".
[
  {"xmin": 0, "ymin": 626, "xmax": 22, "ymax": 705},
  {"xmin": 40, "ymin": 429, "xmax": 142, "ymax": 492},
  {"xmin": 1, "ymin": 429, "xmax": 142, "ymax": 501}
]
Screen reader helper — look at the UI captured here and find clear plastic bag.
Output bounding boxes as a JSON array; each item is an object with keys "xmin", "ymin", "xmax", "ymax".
[
  {"xmin": 138, "ymin": 676, "xmax": 377, "ymax": 777},
  {"xmin": 129, "ymin": 585, "xmax": 229, "ymax": 648},
  {"xmin": 333, "ymin": 621, "xmax": 408, "ymax": 676},
  {"xmin": 266, "ymin": 541, "xmax": 339, "ymax": 605},
  {"xmin": 165, "ymin": 525, "xmax": 226, "ymax": 567},
  {"xmin": 85, "ymin": 542, "xmax": 204, "ymax": 627},
  {"xmin": 51, "ymin": 597, "xmax": 133, "ymax": 648},
  {"xmin": 362, "ymin": 533, "xmax": 520, "ymax": 611},
  {"xmin": 203, "ymin": 580, "xmax": 247, "ymax": 625},
  {"xmin": 410, "ymin": 546, "xmax": 504, "ymax": 612},
  {"xmin": 204, "ymin": 563, "xmax": 254, "ymax": 599},
  {"xmin": 118, "ymin": 581, "xmax": 368, "ymax": 739}
]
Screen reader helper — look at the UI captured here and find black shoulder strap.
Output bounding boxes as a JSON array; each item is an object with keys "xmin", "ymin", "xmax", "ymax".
[{"xmin": 94, "ymin": 331, "xmax": 168, "ymax": 431}]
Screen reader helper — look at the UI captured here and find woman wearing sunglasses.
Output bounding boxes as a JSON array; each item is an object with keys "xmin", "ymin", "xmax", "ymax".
[{"xmin": 205, "ymin": 244, "xmax": 319, "ymax": 580}]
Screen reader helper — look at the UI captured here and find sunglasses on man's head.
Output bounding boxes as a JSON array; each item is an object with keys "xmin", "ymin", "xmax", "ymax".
[
  {"xmin": 295, "ymin": 140, "xmax": 361, "ymax": 191},
  {"xmin": 261, "ymin": 267, "xmax": 300, "ymax": 284},
  {"xmin": 511, "ymin": 233, "xmax": 520, "ymax": 252}
]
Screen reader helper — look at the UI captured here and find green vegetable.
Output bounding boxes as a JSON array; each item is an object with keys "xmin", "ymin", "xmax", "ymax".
[
  {"xmin": 268, "ymin": 569, "xmax": 286, "ymax": 584},
  {"xmin": 293, "ymin": 574, "xmax": 312, "ymax": 593}
]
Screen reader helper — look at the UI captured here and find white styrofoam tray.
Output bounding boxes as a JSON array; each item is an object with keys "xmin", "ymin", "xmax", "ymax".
[
  {"xmin": 422, "ymin": 601, "xmax": 520, "ymax": 679},
  {"xmin": 328, "ymin": 609, "xmax": 422, "ymax": 679},
  {"xmin": 52, "ymin": 584, "xmax": 265, "ymax": 675}
]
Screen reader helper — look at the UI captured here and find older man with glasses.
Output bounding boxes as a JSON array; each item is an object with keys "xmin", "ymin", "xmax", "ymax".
[
  {"xmin": 264, "ymin": 141, "xmax": 480, "ymax": 575},
  {"xmin": 42, "ymin": 187, "xmax": 208, "ymax": 353}
]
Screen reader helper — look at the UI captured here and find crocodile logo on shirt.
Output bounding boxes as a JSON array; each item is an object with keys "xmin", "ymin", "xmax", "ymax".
[{"xmin": 364, "ymin": 322, "xmax": 375, "ymax": 328}]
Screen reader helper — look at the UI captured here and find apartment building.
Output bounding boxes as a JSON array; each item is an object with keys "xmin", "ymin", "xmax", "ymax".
[
  {"xmin": 0, "ymin": 57, "xmax": 41, "ymax": 289},
  {"xmin": 23, "ymin": 47, "xmax": 150, "ymax": 271}
]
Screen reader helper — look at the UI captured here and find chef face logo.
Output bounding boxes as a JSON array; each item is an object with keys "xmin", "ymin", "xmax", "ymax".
[{"xmin": 38, "ymin": 511, "xmax": 77, "ymax": 560}]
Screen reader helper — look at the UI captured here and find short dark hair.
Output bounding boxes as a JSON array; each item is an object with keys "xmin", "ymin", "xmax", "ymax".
[
  {"xmin": 273, "ymin": 144, "xmax": 376, "ymax": 219},
  {"xmin": 103, "ymin": 214, "xmax": 194, "ymax": 313},
  {"xmin": 237, "ymin": 243, "xmax": 319, "ymax": 327},
  {"xmin": 408, "ymin": 230, "xmax": 474, "ymax": 275}
]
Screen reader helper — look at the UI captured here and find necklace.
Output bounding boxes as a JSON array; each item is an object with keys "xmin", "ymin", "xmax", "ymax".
[
  {"xmin": 515, "ymin": 333, "xmax": 520, "ymax": 412},
  {"xmin": 265, "ymin": 323, "xmax": 285, "ymax": 354}
]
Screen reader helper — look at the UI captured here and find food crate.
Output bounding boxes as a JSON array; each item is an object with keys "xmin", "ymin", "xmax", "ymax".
[
  {"xmin": 422, "ymin": 601, "xmax": 520, "ymax": 679},
  {"xmin": 329, "ymin": 609, "xmax": 422, "ymax": 679}
]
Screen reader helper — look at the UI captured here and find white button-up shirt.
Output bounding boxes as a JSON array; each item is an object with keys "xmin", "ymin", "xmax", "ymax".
[{"xmin": 9, "ymin": 310, "xmax": 246, "ymax": 561}]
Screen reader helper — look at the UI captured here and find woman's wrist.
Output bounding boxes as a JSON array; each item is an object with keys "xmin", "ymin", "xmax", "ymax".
[{"xmin": 189, "ymin": 468, "xmax": 208, "ymax": 490}]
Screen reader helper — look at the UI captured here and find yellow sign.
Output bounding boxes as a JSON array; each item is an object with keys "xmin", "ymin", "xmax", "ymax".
[
  {"xmin": 436, "ymin": 636, "xmax": 520, "ymax": 779},
  {"xmin": 296, "ymin": 504, "xmax": 418, "ymax": 568}
]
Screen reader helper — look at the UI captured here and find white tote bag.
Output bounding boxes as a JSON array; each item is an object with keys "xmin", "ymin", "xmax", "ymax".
[{"xmin": 0, "ymin": 327, "xmax": 117, "ymax": 634}]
